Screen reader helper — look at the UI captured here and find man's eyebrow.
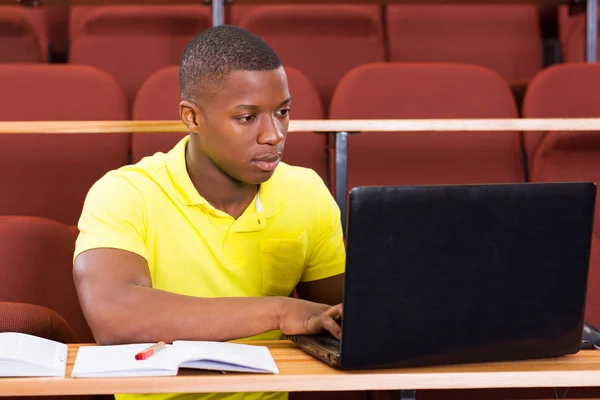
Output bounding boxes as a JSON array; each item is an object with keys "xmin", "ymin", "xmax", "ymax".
[
  {"xmin": 278, "ymin": 97, "xmax": 292, "ymax": 107},
  {"xmin": 235, "ymin": 104, "xmax": 259, "ymax": 111},
  {"xmin": 234, "ymin": 97, "xmax": 292, "ymax": 111}
]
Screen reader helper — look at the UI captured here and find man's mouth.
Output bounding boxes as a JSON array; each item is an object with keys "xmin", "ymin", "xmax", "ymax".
[{"xmin": 252, "ymin": 155, "xmax": 281, "ymax": 172}]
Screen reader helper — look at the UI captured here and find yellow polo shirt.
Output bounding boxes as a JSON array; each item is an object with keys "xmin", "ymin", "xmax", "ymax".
[{"xmin": 74, "ymin": 136, "xmax": 345, "ymax": 400}]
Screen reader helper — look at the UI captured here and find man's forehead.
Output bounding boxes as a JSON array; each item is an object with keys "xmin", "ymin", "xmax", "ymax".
[
  {"xmin": 211, "ymin": 68, "xmax": 290, "ymax": 105},
  {"xmin": 226, "ymin": 68, "xmax": 287, "ymax": 88}
]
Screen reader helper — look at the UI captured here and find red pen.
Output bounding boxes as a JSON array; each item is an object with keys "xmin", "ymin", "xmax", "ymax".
[{"xmin": 135, "ymin": 341, "xmax": 166, "ymax": 360}]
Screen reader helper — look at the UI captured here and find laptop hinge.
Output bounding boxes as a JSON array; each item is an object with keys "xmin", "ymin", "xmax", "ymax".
[
  {"xmin": 364, "ymin": 390, "xmax": 416, "ymax": 400},
  {"xmin": 400, "ymin": 390, "xmax": 417, "ymax": 400}
]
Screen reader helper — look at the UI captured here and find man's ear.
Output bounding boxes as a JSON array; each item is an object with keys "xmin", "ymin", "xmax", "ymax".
[{"xmin": 180, "ymin": 100, "xmax": 202, "ymax": 133}]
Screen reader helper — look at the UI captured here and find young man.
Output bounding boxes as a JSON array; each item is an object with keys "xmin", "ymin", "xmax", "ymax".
[{"xmin": 73, "ymin": 25, "xmax": 345, "ymax": 400}]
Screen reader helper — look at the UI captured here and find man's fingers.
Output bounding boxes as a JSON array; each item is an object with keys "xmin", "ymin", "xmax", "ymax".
[
  {"xmin": 320, "ymin": 316, "xmax": 342, "ymax": 339},
  {"xmin": 326, "ymin": 303, "xmax": 343, "ymax": 321}
]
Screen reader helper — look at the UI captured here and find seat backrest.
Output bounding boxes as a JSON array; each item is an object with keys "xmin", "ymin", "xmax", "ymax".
[
  {"xmin": 131, "ymin": 65, "xmax": 183, "ymax": 162},
  {"xmin": 522, "ymin": 62, "xmax": 600, "ymax": 159},
  {"xmin": 133, "ymin": 65, "xmax": 328, "ymax": 183},
  {"xmin": 0, "ymin": 64, "xmax": 128, "ymax": 227},
  {"xmin": 0, "ymin": 217, "xmax": 93, "ymax": 342},
  {"xmin": 238, "ymin": 5, "xmax": 385, "ymax": 109},
  {"xmin": 329, "ymin": 62, "xmax": 522, "ymax": 192},
  {"xmin": 523, "ymin": 63, "xmax": 600, "ymax": 234},
  {"xmin": 386, "ymin": 4, "xmax": 543, "ymax": 83},
  {"xmin": 558, "ymin": 4, "xmax": 598, "ymax": 63},
  {"xmin": 69, "ymin": 5, "xmax": 211, "ymax": 105},
  {"xmin": 0, "ymin": 6, "xmax": 48, "ymax": 62},
  {"xmin": 0, "ymin": 301, "xmax": 93, "ymax": 400},
  {"xmin": 0, "ymin": 302, "xmax": 78, "ymax": 343}
]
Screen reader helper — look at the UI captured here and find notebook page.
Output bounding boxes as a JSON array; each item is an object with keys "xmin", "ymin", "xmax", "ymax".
[
  {"xmin": 0, "ymin": 332, "xmax": 67, "ymax": 376},
  {"xmin": 175, "ymin": 341, "xmax": 279, "ymax": 374},
  {"xmin": 71, "ymin": 343, "xmax": 180, "ymax": 378},
  {"xmin": 181, "ymin": 359, "xmax": 275, "ymax": 374}
]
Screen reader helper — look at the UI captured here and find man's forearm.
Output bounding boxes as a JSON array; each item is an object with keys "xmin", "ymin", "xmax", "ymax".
[{"xmin": 85, "ymin": 285, "xmax": 284, "ymax": 345}]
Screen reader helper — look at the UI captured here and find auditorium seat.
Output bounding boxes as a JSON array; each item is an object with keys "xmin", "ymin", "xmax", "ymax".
[
  {"xmin": 236, "ymin": 5, "xmax": 385, "ymax": 109},
  {"xmin": 69, "ymin": 5, "xmax": 212, "ymax": 104},
  {"xmin": 0, "ymin": 64, "xmax": 128, "ymax": 227},
  {"xmin": 131, "ymin": 66, "xmax": 183, "ymax": 162},
  {"xmin": 133, "ymin": 65, "xmax": 329, "ymax": 184},
  {"xmin": 522, "ymin": 63, "xmax": 600, "ymax": 235},
  {"xmin": 329, "ymin": 63, "xmax": 523, "ymax": 192},
  {"xmin": 0, "ymin": 216, "xmax": 94, "ymax": 342},
  {"xmin": 386, "ymin": 4, "xmax": 543, "ymax": 98},
  {"xmin": 0, "ymin": 301, "xmax": 78, "ymax": 343},
  {"xmin": 558, "ymin": 4, "xmax": 597, "ymax": 63},
  {"xmin": 0, "ymin": 6, "xmax": 48, "ymax": 62},
  {"xmin": 0, "ymin": 301, "xmax": 94, "ymax": 400}
]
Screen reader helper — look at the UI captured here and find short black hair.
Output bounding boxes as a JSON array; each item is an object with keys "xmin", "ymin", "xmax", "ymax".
[{"xmin": 180, "ymin": 25, "xmax": 283, "ymax": 100}]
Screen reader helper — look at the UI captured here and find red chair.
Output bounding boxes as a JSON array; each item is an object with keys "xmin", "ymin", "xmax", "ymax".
[
  {"xmin": 0, "ymin": 64, "xmax": 128, "ymax": 228},
  {"xmin": 522, "ymin": 63, "xmax": 600, "ymax": 234},
  {"xmin": 0, "ymin": 302, "xmax": 93, "ymax": 400},
  {"xmin": 329, "ymin": 62, "xmax": 522, "ymax": 193},
  {"xmin": 133, "ymin": 65, "xmax": 329, "ymax": 184},
  {"xmin": 0, "ymin": 6, "xmax": 48, "ymax": 62},
  {"xmin": 237, "ymin": 5, "xmax": 385, "ymax": 109},
  {"xmin": 131, "ymin": 65, "xmax": 183, "ymax": 162},
  {"xmin": 386, "ymin": 4, "xmax": 543, "ymax": 85},
  {"xmin": 558, "ymin": 4, "xmax": 598, "ymax": 63},
  {"xmin": 69, "ymin": 5, "xmax": 212, "ymax": 104},
  {"xmin": 0, "ymin": 302, "xmax": 78, "ymax": 343},
  {"xmin": 0, "ymin": 216, "xmax": 94, "ymax": 343}
]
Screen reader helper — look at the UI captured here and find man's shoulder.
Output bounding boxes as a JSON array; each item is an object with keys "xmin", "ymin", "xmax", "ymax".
[{"xmin": 94, "ymin": 152, "xmax": 170, "ymax": 192}]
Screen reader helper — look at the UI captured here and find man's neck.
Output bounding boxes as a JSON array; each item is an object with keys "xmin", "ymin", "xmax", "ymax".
[{"xmin": 185, "ymin": 146, "xmax": 257, "ymax": 219}]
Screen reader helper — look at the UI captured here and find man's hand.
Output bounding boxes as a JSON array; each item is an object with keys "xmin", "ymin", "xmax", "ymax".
[{"xmin": 278, "ymin": 298, "xmax": 343, "ymax": 339}]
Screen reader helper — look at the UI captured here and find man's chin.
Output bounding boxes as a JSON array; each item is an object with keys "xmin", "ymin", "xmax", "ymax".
[
  {"xmin": 243, "ymin": 167, "xmax": 277, "ymax": 185},
  {"xmin": 252, "ymin": 170, "xmax": 276, "ymax": 184}
]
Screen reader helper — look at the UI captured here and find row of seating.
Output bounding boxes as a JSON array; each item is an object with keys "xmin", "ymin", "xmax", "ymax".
[
  {"xmin": 2, "ymin": 61, "xmax": 600, "ymax": 232},
  {"xmin": 2, "ymin": 214, "xmax": 600, "ymax": 400},
  {"xmin": 0, "ymin": 4, "xmax": 596, "ymax": 106}
]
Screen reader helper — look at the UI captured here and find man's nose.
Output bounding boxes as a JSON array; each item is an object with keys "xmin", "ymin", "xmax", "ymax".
[{"xmin": 258, "ymin": 115, "xmax": 284, "ymax": 145}]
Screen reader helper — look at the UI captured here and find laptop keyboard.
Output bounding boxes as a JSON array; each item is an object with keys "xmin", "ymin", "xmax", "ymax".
[{"xmin": 316, "ymin": 335, "xmax": 341, "ymax": 348}]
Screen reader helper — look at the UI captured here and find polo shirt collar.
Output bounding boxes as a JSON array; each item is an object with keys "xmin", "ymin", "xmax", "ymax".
[
  {"xmin": 255, "ymin": 171, "xmax": 283, "ymax": 219},
  {"xmin": 166, "ymin": 136, "xmax": 206, "ymax": 207},
  {"xmin": 166, "ymin": 136, "xmax": 283, "ymax": 218}
]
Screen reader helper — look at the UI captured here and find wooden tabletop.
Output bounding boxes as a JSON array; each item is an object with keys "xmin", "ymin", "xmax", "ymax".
[{"xmin": 2, "ymin": 341, "xmax": 600, "ymax": 396}]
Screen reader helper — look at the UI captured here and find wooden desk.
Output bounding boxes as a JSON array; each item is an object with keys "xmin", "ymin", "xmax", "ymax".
[{"xmin": 2, "ymin": 341, "xmax": 600, "ymax": 396}]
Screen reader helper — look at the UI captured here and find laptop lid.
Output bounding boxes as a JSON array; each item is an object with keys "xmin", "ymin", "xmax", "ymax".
[{"xmin": 339, "ymin": 182, "xmax": 596, "ymax": 369}]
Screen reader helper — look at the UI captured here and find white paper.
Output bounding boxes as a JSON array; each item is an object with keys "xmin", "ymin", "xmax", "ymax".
[
  {"xmin": 71, "ymin": 343, "xmax": 179, "ymax": 378},
  {"xmin": 0, "ymin": 332, "xmax": 67, "ymax": 377},
  {"xmin": 71, "ymin": 341, "xmax": 279, "ymax": 378},
  {"xmin": 176, "ymin": 341, "xmax": 279, "ymax": 374}
]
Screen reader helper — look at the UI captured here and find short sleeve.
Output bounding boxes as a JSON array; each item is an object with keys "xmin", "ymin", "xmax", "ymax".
[
  {"xmin": 300, "ymin": 172, "xmax": 346, "ymax": 282},
  {"xmin": 74, "ymin": 172, "xmax": 148, "ymax": 262}
]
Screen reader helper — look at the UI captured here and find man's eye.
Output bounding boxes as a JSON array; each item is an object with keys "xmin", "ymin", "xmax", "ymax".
[
  {"xmin": 276, "ymin": 109, "xmax": 290, "ymax": 118},
  {"xmin": 237, "ymin": 115, "xmax": 256, "ymax": 123}
]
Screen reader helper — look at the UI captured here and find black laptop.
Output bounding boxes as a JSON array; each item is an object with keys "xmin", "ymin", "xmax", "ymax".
[{"xmin": 289, "ymin": 182, "xmax": 596, "ymax": 369}]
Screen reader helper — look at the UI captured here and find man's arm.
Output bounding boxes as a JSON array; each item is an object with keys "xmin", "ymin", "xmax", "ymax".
[
  {"xmin": 296, "ymin": 274, "xmax": 344, "ymax": 305},
  {"xmin": 73, "ymin": 248, "xmax": 343, "ymax": 345}
]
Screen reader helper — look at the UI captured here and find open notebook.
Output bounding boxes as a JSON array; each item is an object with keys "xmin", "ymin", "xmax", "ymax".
[
  {"xmin": 0, "ymin": 332, "xmax": 68, "ymax": 377},
  {"xmin": 72, "ymin": 340, "xmax": 279, "ymax": 378}
]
